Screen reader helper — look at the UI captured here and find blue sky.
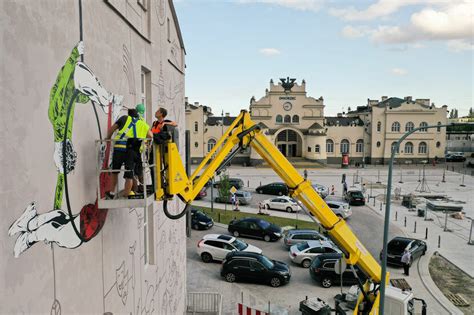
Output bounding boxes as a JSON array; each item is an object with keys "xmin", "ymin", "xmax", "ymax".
[{"xmin": 174, "ymin": 0, "xmax": 473, "ymax": 116}]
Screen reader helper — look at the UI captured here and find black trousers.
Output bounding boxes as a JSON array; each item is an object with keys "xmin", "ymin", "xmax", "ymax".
[{"xmin": 403, "ymin": 263, "xmax": 410, "ymax": 276}]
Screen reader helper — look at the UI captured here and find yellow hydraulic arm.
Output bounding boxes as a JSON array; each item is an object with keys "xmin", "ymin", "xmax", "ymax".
[{"xmin": 155, "ymin": 110, "xmax": 384, "ymax": 314}]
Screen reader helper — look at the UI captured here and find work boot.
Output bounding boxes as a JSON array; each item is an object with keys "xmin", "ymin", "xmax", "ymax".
[
  {"xmin": 8, "ymin": 202, "xmax": 37, "ymax": 236},
  {"xmin": 105, "ymin": 192, "xmax": 116, "ymax": 200}
]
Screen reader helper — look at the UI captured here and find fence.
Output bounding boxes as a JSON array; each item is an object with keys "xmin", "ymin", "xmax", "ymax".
[{"xmin": 186, "ymin": 292, "xmax": 222, "ymax": 315}]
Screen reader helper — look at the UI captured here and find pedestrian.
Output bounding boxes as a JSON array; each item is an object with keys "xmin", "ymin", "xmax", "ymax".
[
  {"xmin": 401, "ymin": 249, "xmax": 412, "ymax": 276},
  {"xmin": 105, "ymin": 108, "xmax": 153, "ymax": 198},
  {"xmin": 343, "ymin": 181, "xmax": 348, "ymax": 195},
  {"xmin": 331, "ymin": 185, "xmax": 335, "ymax": 195},
  {"xmin": 234, "ymin": 198, "xmax": 240, "ymax": 211},
  {"xmin": 303, "ymin": 169, "xmax": 308, "ymax": 180}
]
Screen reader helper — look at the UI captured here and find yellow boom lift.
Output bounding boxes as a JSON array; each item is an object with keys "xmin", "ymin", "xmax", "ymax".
[{"xmin": 154, "ymin": 110, "xmax": 427, "ymax": 315}]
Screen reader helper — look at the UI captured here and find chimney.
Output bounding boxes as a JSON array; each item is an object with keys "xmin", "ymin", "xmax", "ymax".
[
  {"xmin": 225, "ymin": 112, "xmax": 230, "ymax": 117},
  {"xmin": 404, "ymin": 96, "xmax": 412, "ymax": 102},
  {"xmin": 185, "ymin": 97, "xmax": 188, "ymax": 104},
  {"xmin": 381, "ymin": 96, "xmax": 388, "ymax": 101},
  {"xmin": 194, "ymin": 101, "xmax": 199, "ymax": 106}
]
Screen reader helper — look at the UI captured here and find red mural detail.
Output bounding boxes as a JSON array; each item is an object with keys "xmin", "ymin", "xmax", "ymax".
[{"xmin": 80, "ymin": 201, "xmax": 108, "ymax": 241}]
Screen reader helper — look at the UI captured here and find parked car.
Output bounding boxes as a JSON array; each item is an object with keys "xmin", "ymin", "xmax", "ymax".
[
  {"xmin": 191, "ymin": 209, "xmax": 214, "ymax": 230},
  {"xmin": 309, "ymin": 253, "xmax": 367, "ymax": 288},
  {"xmin": 214, "ymin": 190, "xmax": 252, "ymax": 205},
  {"xmin": 283, "ymin": 229, "xmax": 329, "ymax": 248},
  {"xmin": 193, "ymin": 175, "xmax": 211, "ymax": 188},
  {"xmin": 380, "ymin": 237, "xmax": 427, "ymax": 266},
  {"xmin": 256, "ymin": 182, "xmax": 289, "ymax": 196},
  {"xmin": 213, "ymin": 177, "xmax": 244, "ymax": 189},
  {"xmin": 446, "ymin": 154, "xmax": 466, "ymax": 162},
  {"xmin": 312, "ymin": 184, "xmax": 329, "ymax": 199},
  {"xmin": 326, "ymin": 200, "xmax": 352, "ymax": 219},
  {"xmin": 344, "ymin": 189, "xmax": 365, "ymax": 206},
  {"xmin": 228, "ymin": 217, "xmax": 282, "ymax": 242},
  {"xmin": 262, "ymin": 196, "xmax": 301, "ymax": 213},
  {"xmin": 289, "ymin": 240, "xmax": 341, "ymax": 268},
  {"xmin": 194, "ymin": 187, "xmax": 208, "ymax": 200},
  {"xmin": 221, "ymin": 251, "xmax": 291, "ymax": 287},
  {"xmin": 197, "ymin": 234, "xmax": 262, "ymax": 262}
]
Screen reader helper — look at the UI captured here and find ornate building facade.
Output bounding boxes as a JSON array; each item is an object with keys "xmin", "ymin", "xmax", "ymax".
[{"xmin": 186, "ymin": 78, "xmax": 448, "ymax": 165}]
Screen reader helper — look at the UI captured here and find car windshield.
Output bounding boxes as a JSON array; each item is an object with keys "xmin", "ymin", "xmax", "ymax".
[
  {"xmin": 258, "ymin": 220, "xmax": 270, "ymax": 229},
  {"xmin": 351, "ymin": 192, "xmax": 364, "ymax": 198},
  {"xmin": 290, "ymin": 198, "xmax": 297, "ymax": 203},
  {"xmin": 296, "ymin": 242, "xmax": 310, "ymax": 251},
  {"xmin": 260, "ymin": 256, "xmax": 274, "ymax": 269},
  {"xmin": 388, "ymin": 239, "xmax": 410, "ymax": 253},
  {"xmin": 231, "ymin": 239, "xmax": 248, "ymax": 251}
]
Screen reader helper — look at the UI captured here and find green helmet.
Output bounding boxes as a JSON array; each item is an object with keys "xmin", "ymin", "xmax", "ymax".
[{"xmin": 136, "ymin": 103, "xmax": 145, "ymax": 115}]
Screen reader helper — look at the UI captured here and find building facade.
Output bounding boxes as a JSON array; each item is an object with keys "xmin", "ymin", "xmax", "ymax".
[
  {"xmin": 1, "ymin": 1, "xmax": 186, "ymax": 314},
  {"xmin": 187, "ymin": 79, "xmax": 448, "ymax": 165}
]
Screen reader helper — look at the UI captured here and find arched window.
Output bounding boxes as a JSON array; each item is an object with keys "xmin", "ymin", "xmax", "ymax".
[
  {"xmin": 376, "ymin": 141, "xmax": 381, "ymax": 147},
  {"xmin": 207, "ymin": 139, "xmax": 216, "ymax": 152},
  {"xmin": 340, "ymin": 139, "xmax": 350, "ymax": 154},
  {"xmin": 326, "ymin": 139, "xmax": 334, "ymax": 153},
  {"xmin": 391, "ymin": 122, "xmax": 400, "ymax": 132},
  {"xmin": 437, "ymin": 122, "xmax": 441, "ymax": 132},
  {"xmin": 436, "ymin": 141, "xmax": 441, "ymax": 148},
  {"xmin": 307, "ymin": 146, "xmax": 311, "ymax": 152},
  {"xmin": 405, "ymin": 122, "xmax": 414, "ymax": 132},
  {"xmin": 292, "ymin": 115, "xmax": 299, "ymax": 123},
  {"xmin": 284, "ymin": 115, "xmax": 291, "ymax": 123},
  {"xmin": 315, "ymin": 145, "xmax": 320, "ymax": 153},
  {"xmin": 276, "ymin": 115, "xmax": 282, "ymax": 123},
  {"xmin": 356, "ymin": 139, "xmax": 364, "ymax": 153},
  {"xmin": 418, "ymin": 142, "xmax": 427, "ymax": 154},
  {"xmin": 377, "ymin": 121, "xmax": 381, "ymax": 132},
  {"xmin": 391, "ymin": 142, "xmax": 399, "ymax": 154},
  {"xmin": 405, "ymin": 142, "xmax": 413, "ymax": 154},
  {"xmin": 194, "ymin": 142, "xmax": 199, "ymax": 148},
  {"xmin": 420, "ymin": 122, "xmax": 428, "ymax": 132},
  {"xmin": 194, "ymin": 121, "xmax": 198, "ymax": 132}
]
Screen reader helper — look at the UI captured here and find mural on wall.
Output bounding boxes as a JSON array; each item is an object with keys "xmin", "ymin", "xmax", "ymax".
[{"xmin": 8, "ymin": 42, "xmax": 123, "ymax": 257}]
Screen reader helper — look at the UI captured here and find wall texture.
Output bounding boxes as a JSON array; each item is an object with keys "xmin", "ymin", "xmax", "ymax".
[{"xmin": 0, "ymin": 0, "xmax": 186, "ymax": 314}]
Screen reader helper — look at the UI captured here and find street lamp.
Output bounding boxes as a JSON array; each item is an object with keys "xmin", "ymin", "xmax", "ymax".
[{"xmin": 379, "ymin": 122, "xmax": 472, "ymax": 314}]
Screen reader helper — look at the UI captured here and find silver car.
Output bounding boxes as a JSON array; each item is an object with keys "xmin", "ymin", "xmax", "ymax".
[
  {"xmin": 312, "ymin": 184, "xmax": 329, "ymax": 199},
  {"xmin": 283, "ymin": 229, "xmax": 328, "ymax": 248},
  {"xmin": 215, "ymin": 190, "xmax": 252, "ymax": 205},
  {"xmin": 326, "ymin": 200, "xmax": 352, "ymax": 219},
  {"xmin": 289, "ymin": 240, "xmax": 341, "ymax": 268}
]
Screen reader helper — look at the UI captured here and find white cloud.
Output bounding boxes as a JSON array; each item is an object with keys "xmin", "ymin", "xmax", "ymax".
[
  {"xmin": 446, "ymin": 40, "xmax": 474, "ymax": 52},
  {"xmin": 341, "ymin": 25, "xmax": 365, "ymax": 39},
  {"xmin": 391, "ymin": 68, "xmax": 408, "ymax": 76},
  {"xmin": 259, "ymin": 48, "xmax": 281, "ymax": 56},
  {"xmin": 238, "ymin": 0, "xmax": 325, "ymax": 12}
]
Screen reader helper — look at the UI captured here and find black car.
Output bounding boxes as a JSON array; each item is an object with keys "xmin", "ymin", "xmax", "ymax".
[
  {"xmin": 309, "ymin": 253, "xmax": 367, "ymax": 288},
  {"xmin": 221, "ymin": 252, "xmax": 291, "ymax": 287},
  {"xmin": 191, "ymin": 209, "xmax": 214, "ymax": 230},
  {"xmin": 380, "ymin": 237, "xmax": 427, "ymax": 266},
  {"xmin": 213, "ymin": 177, "xmax": 244, "ymax": 189},
  {"xmin": 344, "ymin": 190, "xmax": 365, "ymax": 206},
  {"xmin": 446, "ymin": 154, "xmax": 466, "ymax": 162},
  {"xmin": 228, "ymin": 217, "xmax": 282, "ymax": 242},
  {"xmin": 256, "ymin": 182, "xmax": 289, "ymax": 196}
]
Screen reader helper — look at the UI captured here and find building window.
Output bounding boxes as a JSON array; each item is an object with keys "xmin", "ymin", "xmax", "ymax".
[
  {"xmin": 284, "ymin": 115, "xmax": 291, "ymax": 123},
  {"xmin": 194, "ymin": 121, "xmax": 198, "ymax": 132},
  {"xmin": 405, "ymin": 142, "xmax": 413, "ymax": 154},
  {"xmin": 420, "ymin": 122, "xmax": 428, "ymax": 132},
  {"xmin": 292, "ymin": 115, "xmax": 299, "ymax": 123},
  {"xmin": 326, "ymin": 139, "xmax": 334, "ymax": 153},
  {"xmin": 405, "ymin": 122, "xmax": 414, "ymax": 132},
  {"xmin": 307, "ymin": 146, "xmax": 311, "ymax": 152},
  {"xmin": 436, "ymin": 141, "xmax": 441, "ymax": 148},
  {"xmin": 167, "ymin": 18, "xmax": 170, "ymax": 42},
  {"xmin": 315, "ymin": 145, "xmax": 320, "ymax": 153},
  {"xmin": 377, "ymin": 141, "xmax": 381, "ymax": 147},
  {"xmin": 391, "ymin": 142, "xmax": 399, "ymax": 154},
  {"xmin": 207, "ymin": 139, "xmax": 216, "ymax": 152},
  {"xmin": 437, "ymin": 122, "xmax": 441, "ymax": 132},
  {"xmin": 418, "ymin": 142, "xmax": 427, "ymax": 154},
  {"xmin": 392, "ymin": 122, "xmax": 400, "ymax": 132},
  {"xmin": 340, "ymin": 139, "xmax": 350, "ymax": 154},
  {"xmin": 377, "ymin": 121, "xmax": 381, "ymax": 132},
  {"xmin": 356, "ymin": 139, "xmax": 364, "ymax": 153},
  {"xmin": 276, "ymin": 115, "xmax": 282, "ymax": 123},
  {"xmin": 140, "ymin": 68, "xmax": 150, "ymax": 123},
  {"xmin": 194, "ymin": 142, "xmax": 199, "ymax": 148}
]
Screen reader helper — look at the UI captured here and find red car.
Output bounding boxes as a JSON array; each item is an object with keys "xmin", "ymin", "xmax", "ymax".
[{"xmin": 195, "ymin": 187, "xmax": 207, "ymax": 200}]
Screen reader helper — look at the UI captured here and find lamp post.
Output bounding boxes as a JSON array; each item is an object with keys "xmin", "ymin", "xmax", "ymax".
[{"xmin": 379, "ymin": 122, "xmax": 471, "ymax": 314}]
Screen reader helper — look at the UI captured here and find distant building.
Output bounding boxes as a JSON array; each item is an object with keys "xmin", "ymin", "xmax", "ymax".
[
  {"xmin": 186, "ymin": 79, "xmax": 448, "ymax": 165},
  {"xmin": 446, "ymin": 117, "xmax": 474, "ymax": 156}
]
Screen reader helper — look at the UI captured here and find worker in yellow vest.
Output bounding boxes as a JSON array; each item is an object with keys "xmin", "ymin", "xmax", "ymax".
[{"xmin": 105, "ymin": 108, "xmax": 153, "ymax": 198}]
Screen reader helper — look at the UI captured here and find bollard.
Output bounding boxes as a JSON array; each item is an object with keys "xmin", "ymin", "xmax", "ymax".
[
  {"xmin": 442, "ymin": 169, "xmax": 446, "ymax": 183},
  {"xmin": 218, "ymin": 212, "xmax": 221, "ymax": 223},
  {"xmin": 260, "ymin": 181, "xmax": 262, "ymax": 187},
  {"xmin": 373, "ymin": 196, "xmax": 376, "ymax": 206},
  {"xmin": 414, "ymin": 221, "xmax": 417, "ymax": 233},
  {"xmin": 425, "ymin": 227, "xmax": 428, "ymax": 240},
  {"xmin": 404, "ymin": 217, "xmax": 407, "ymax": 227},
  {"xmin": 460, "ymin": 175, "xmax": 466, "ymax": 187},
  {"xmin": 380, "ymin": 202, "xmax": 382, "ymax": 211},
  {"xmin": 247, "ymin": 180, "xmax": 249, "ymax": 187},
  {"xmin": 438, "ymin": 235, "xmax": 441, "ymax": 248},
  {"xmin": 395, "ymin": 211, "xmax": 398, "ymax": 221}
]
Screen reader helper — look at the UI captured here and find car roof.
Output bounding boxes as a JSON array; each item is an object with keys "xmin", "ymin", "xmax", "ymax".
[
  {"xmin": 390, "ymin": 236, "xmax": 418, "ymax": 243},
  {"xmin": 314, "ymin": 252, "xmax": 343, "ymax": 261},
  {"xmin": 287, "ymin": 229, "xmax": 319, "ymax": 235},
  {"xmin": 227, "ymin": 251, "xmax": 262, "ymax": 259},
  {"xmin": 202, "ymin": 234, "xmax": 235, "ymax": 243},
  {"xmin": 347, "ymin": 189, "xmax": 362, "ymax": 193},
  {"xmin": 326, "ymin": 200, "xmax": 347, "ymax": 206}
]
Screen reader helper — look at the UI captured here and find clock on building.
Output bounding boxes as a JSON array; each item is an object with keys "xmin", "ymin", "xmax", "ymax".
[{"xmin": 283, "ymin": 102, "xmax": 292, "ymax": 111}]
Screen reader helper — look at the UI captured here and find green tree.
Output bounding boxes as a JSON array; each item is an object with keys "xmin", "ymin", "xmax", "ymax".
[
  {"xmin": 469, "ymin": 107, "xmax": 474, "ymax": 118},
  {"xmin": 454, "ymin": 109, "xmax": 459, "ymax": 118},
  {"xmin": 217, "ymin": 174, "xmax": 232, "ymax": 208}
]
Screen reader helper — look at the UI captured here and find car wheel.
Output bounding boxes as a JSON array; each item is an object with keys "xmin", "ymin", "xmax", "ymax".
[
  {"xmin": 233, "ymin": 230, "xmax": 240, "ymax": 237},
  {"xmin": 257, "ymin": 189, "xmax": 263, "ymax": 194},
  {"xmin": 225, "ymin": 272, "xmax": 236, "ymax": 283},
  {"xmin": 302, "ymin": 259, "xmax": 311, "ymax": 268},
  {"xmin": 201, "ymin": 252, "xmax": 213, "ymax": 263},
  {"xmin": 264, "ymin": 235, "xmax": 271, "ymax": 242},
  {"xmin": 193, "ymin": 224, "xmax": 199, "ymax": 230},
  {"xmin": 270, "ymin": 277, "xmax": 282, "ymax": 287},
  {"xmin": 286, "ymin": 207, "xmax": 293, "ymax": 213},
  {"xmin": 278, "ymin": 191, "xmax": 283, "ymax": 196},
  {"xmin": 321, "ymin": 278, "xmax": 332, "ymax": 288}
]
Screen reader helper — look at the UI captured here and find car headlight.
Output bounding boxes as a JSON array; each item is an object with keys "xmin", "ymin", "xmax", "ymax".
[
  {"xmin": 274, "ymin": 232, "xmax": 281, "ymax": 237},
  {"xmin": 198, "ymin": 221, "xmax": 207, "ymax": 225}
]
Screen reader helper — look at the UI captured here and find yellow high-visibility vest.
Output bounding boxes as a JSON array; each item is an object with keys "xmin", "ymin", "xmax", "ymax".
[{"xmin": 114, "ymin": 116, "xmax": 149, "ymax": 151}]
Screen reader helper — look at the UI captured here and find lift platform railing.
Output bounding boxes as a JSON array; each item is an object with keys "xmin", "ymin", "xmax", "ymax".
[{"xmin": 95, "ymin": 138, "xmax": 155, "ymax": 209}]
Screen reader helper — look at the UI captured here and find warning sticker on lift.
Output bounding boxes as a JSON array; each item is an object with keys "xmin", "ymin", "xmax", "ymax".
[{"xmin": 356, "ymin": 240, "xmax": 369, "ymax": 256}]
